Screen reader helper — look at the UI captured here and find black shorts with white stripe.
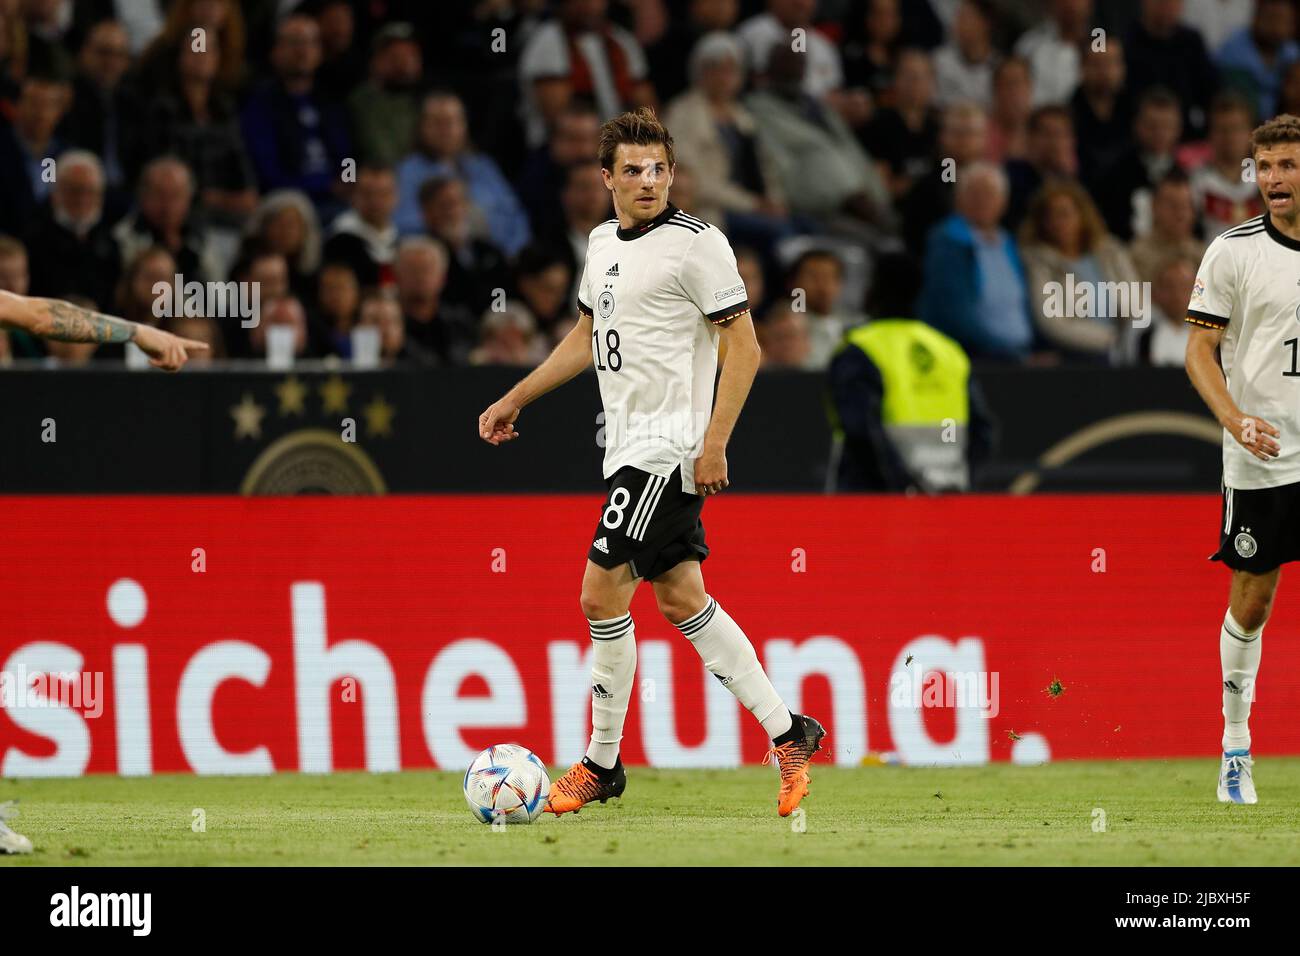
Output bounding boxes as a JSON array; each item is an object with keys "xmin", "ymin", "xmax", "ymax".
[
  {"xmin": 1211, "ymin": 481, "xmax": 1300, "ymax": 573},
  {"xmin": 588, "ymin": 464, "xmax": 709, "ymax": 581}
]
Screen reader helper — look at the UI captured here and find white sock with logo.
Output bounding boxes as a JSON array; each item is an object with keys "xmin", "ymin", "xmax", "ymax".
[
  {"xmin": 586, "ymin": 612, "xmax": 636, "ymax": 770},
  {"xmin": 675, "ymin": 596, "xmax": 792, "ymax": 739},
  {"xmin": 1221, "ymin": 608, "xmax": 1262, "ymax": 752}
]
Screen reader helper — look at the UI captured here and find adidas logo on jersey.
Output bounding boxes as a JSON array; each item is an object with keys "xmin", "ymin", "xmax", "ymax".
[
  {"xmin": 593, "ymin": 536, "xmax": 609, "ymax": 553},
  {"xmin": 605, "ymin": 263, "xmax": 619, "ymax": 276}
]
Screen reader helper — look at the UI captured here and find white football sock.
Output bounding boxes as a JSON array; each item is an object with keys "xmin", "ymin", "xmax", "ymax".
[
  {"xmin": 585, "ymin": 612, "xmax": 636, "ymax": 770},
  {"xmin": 676, "ymin": 596, "xmax": 792, "ymax": 740},
  {"xmin": 1221, "ymin": 608, "xmax": 1262, "ymax": 752}
]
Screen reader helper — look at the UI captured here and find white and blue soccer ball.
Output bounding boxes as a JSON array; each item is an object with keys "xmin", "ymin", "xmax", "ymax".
[{"xmin": 463, "ymin": 744, "xmax": 550, "ymax": 824}]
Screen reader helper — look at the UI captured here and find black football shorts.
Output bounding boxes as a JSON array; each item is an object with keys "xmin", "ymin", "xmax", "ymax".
[
  {"xmin": 588, "ymin": 464, "xmax": 709, "ymax": 581},
  {"xmin": 1211, "ymin": 481, "xmax": 1300, "ymax": 573}
]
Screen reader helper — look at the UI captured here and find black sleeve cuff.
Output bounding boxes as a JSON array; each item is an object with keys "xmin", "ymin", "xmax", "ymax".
[
  {"xmin": 577, "ymin": 297, "xmax": 593, "ymax": 319},
  {"xmin": 706, "ymin": 300, "xmax": 750, "ymax": 327},
  {"xmin": 1186, "ymin": 309, "xmax": 1228, "ymax": 329}
]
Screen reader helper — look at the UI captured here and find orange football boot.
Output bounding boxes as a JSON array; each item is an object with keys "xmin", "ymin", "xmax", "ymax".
[
  {"xmin": 545, "ymin": 757, "xmax": 627, "ymax": 815},
  {"xmin": 763, "ymin": 714, "xmax": 826, "ymax": 817}
]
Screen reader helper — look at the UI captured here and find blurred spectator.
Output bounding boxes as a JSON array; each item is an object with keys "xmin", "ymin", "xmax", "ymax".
[
  {"xmin": 161, "ymin": 313, "xmax": 224, "ymax": 364},
  {"xmin": 665, "ymin": 32, "xmax": 791, "ymax": 251},
  {"xmin": 933, "ymin": 0, "xmax": 998, "ymax": 108},
  {"xmin": 1004, "ymin": 105, "xmax": 1079, "ymax": 230},
  {"xmin": 395, "ymin": 90, "xmax": 531, "ymax": 255},
  {"xmin": 784, "ymin": 249, "xmax": 865, "ymax": 370},
  {"xmin": 1124, "ymin": 0, "xmax": 1217, "ymax": 139},
  {"xmin": 920, "ymin": 162, "xmax": 1034, "ymax": 361},
  {"xmin": 841, "ymin": 0, "xmax": 904, "ymax": 106},
  {"xmin": 323, "ymin": 163, "xmax": 398, "ymax": 288},
  {"xmin": 144, "ymin": 30, "xmax": 257, "ymax": 229},
  {"xmin": 0, "ymin": 8, "xmax": 20, "ymax": 104},
  {"xmin": 1071, "ymin": 33, "xmax": 1132, "ymax": 184},
  {"xmin": 1015, "ymin": 0, "xmax": 1092, "ymax": 107},
  {"xmin": 511, "ymin": 241, "xmax": 573, "ymax": 336},
  {"xmin": 420, "ymin": 175, "xmax": 510, "ymax": 318},
  {"xmin": 986, "ymin": 56, "xmax": 1033, "ymax": 163},
  {"xmin": 1019, "ymin": 179, "xmax": 1141, "ymax": 361},
  {"xmin": 757, "ymin": 303, "xmax": 812, "ymax": 368},
  {"xmin": 111, "ymin": 246, "xmax": 177, "ymax": 362},
  {"xmin": 735, "ymin": 245, "xmax": 766, "ymax": 318},
  {"xmin": 394, "ymin": 236, "xmax": 476, "ymax": 364},
  {"xmin": 137, "ymin": 0, "xmax": 247, "ymax": 93},
  {"xmin": 738, "ymin": 0, "xmax": 843, "ymax": 98},
  {"xmin": 1214, "ymin": 0, "xmax": 1298, "ymax": 120},
  {"xmin": 1094, "ymin": 86, "xmax": 1183, "ymax": 240},
  {"xmin": 114, "ymin": 0, "xmax": 166, "ymax": 56},
  {"xmin": 1190, "ymin": 92, "xmax": 1262, "ymax": 239},
  {"xmin": 243, "ymin": 190, "xmax": 322, "ymax": 296},
  {"xmin": 1182, "ymin": 0, "xmax": 1253, "ymax": 53},
  {"xmin": 24, "ymin": 149, "xmax": 120, "ymax": 309},
  {"xmin": 1129, "ymin": 169, "xmax": 1206, "ymax": 284},
  {"xmin": 1280, "ymin": 58, "xmax": 1300, "ymax": 114},
  {"xmin": 239, "ymin": 13, "xmax": 351, "ymax": 214},
  {"xmin": 112, "ymin": 155, "xmax": 225, "ymax": 283},
  {"xmin": 900, "ymin": 100, "xmax": 988, "ymax": 256},
  {"xmin": 517, "ymin": 0, "xmax": 655, "ymax": 150},
  {"xmin": 828, "ymin": 251, "xmax": 993, "ymax": 492},
  {"xmin": 469, "ymin": 301, "xmax": 550, "ymax": 366},
  {"xmin": 313, "ymin": 260, "xmax": 360, "ymax": 358},
  {"xmin": 746, "ymin": 44, "xmax": 894, "ymax": 235},
  {"xmin": 355, "ymin": 288, "xmax": 433, "ymax": 363},
  {"xmin": 0, "ymin": 234, "xmax": 35, "ymax": 358},
  {"xmin": 59, "ymin": 20, "xmax": 143, "ymax": 217},
  {"xmin": 516, "ymin": 103, "xmax": 601, "ymax": 239},
  {"xmin": 542, "ymin": 160, "xmax": 613, "ymax": 301},
  {"xmin": 645, "ymin": 0, "xmax": 740, "ymax": 103},
  {"xmin": 347, "ymin": 22, "xmax": 423, "ymax": 167},
  {"xmin": 859, "ymin": 48, "xmax": 938, "ymax": 199},
  {"xmin": 238, "ymin": 248, "xmax": 290, "ymax": 309},
  {"xmin": 21, "ymin": 0, "xmax": 73, "ymax": 78},
  {"xmin": 1133, "ymin": 254, "xmax": 1196, "ymax": 366},
  {"xmin": 314, "ymin": 0, "xmax": 365, "ymax": 104},
  {"xmin": 248, "ymin": 294, "xmax": 312, "ymax": 359},
  {"xmin": 0, "ymin": 73, "xmax": 71, "ymax": 236}
]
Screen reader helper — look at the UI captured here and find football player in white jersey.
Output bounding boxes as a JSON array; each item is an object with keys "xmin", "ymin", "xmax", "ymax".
[
  {"xmin": 478, "ymin": 108, "xmax": 824, "ymax": 817},
  {"xmin": 1184, "ymin": 114, "xmax": 1300, "ymax": 804}
]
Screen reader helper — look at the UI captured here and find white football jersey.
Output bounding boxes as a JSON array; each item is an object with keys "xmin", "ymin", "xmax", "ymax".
[
  {"xmin": 577, "ymin": 204, "xmax": 750, "ymax": 493},
  {"xmin": 1188, "ymin": 213, "xmax": 1300, "ymax": 489}
]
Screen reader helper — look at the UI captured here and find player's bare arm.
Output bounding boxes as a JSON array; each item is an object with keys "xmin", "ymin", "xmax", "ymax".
[
  {"xmin": 695, "ymin": 311, "xmax": 760, "ymax": 495},
  {"xmin": 1185, "ymin": 323, "xmax": 1281, "ymax": 461},
  {"xmin": 478, "ymin": 311, "xmax": 594, "ymax": 444},
  {"xmin": 0, "ymin": 290, "xmax": 208, "ymax": 372}
]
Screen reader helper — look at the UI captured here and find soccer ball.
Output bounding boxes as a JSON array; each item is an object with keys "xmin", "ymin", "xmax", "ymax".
[{"xmin": 463, "ymin": 744, "xmax": 550, "ymax": 824}]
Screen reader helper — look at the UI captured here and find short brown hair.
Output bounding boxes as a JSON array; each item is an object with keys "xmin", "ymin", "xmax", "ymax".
[
  {"xmin": 597, "ymin": 107, "xmax": 675, "ymax": 171},
  {"xmin": 1252, "ymin": 113, "xmax": 1300, "ymax": 154}
]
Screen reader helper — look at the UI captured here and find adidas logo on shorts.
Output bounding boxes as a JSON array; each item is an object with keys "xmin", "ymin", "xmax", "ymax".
[{"xmin": 593, "ymin": 536, "xmax": 609, "ymax": 554}]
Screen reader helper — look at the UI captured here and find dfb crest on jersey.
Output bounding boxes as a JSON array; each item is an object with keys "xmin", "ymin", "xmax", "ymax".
[
  {"xmin": 598, "ymin": 288, "xmax": 616, "ymax": 319},
  {"xmin": 1234, "ymin": 530, "xmax": 1258, "ymax": 558}
]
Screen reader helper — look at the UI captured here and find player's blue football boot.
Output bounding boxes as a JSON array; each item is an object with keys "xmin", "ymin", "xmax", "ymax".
[{"xmin": 1217, "ymin": 749, "xmax": 1257, "ymax": 804}]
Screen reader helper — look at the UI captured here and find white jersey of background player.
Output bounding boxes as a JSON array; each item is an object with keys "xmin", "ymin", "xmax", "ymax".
[
  {"xmin": 1185, "ymin": 115, "xmax": 1300, "ymax": 806},
  {"xmin": 478, "ymin": 108, "xmax": 824, "ymax": 817}
]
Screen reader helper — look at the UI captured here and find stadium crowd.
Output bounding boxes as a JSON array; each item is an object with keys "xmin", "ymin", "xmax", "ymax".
[{"xmin": 0, "ymin": 0, "xmax": 1287, "ymax": 369}]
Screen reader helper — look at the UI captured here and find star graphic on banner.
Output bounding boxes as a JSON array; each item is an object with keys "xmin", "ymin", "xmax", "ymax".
[
  {"xmin": 274, "ymin": 375, "xmax": 308, "ymax": 416},
  {"xmin": 363, "ymin": 394, "xmax": 396, "ymax": 437},
  {"xmin": 319, "ymin": 375, "xmax": 351, "ymax": 415},
  {"xmin": 230, "ymin": 393, "xmax": 266, "ymax": 440}
]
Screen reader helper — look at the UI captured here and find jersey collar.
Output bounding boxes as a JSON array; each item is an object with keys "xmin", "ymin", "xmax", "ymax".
[
  {"xmin": 1264, "ymin": 212, "xmax": 1300, "ymax": 251},
  {"xmin": 616, "ymin": 202, "xmax": 678, "ymax": 241}
]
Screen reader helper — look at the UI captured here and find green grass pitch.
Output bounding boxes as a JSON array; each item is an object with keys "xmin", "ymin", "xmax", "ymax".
[{"xmin": 3, "ymin": 759, "xmax": 1298, "ymax": 866}]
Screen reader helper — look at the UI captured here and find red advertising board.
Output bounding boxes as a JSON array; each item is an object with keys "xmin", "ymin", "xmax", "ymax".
[{"xmin": 1, "ymin": 495, "xmax": 1296, "ymax": 776}]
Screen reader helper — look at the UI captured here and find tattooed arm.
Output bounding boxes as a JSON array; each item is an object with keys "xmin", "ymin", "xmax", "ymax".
[{"xmin": 0, "ymin": 290, "xmax": 208, "ymax": 371}]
